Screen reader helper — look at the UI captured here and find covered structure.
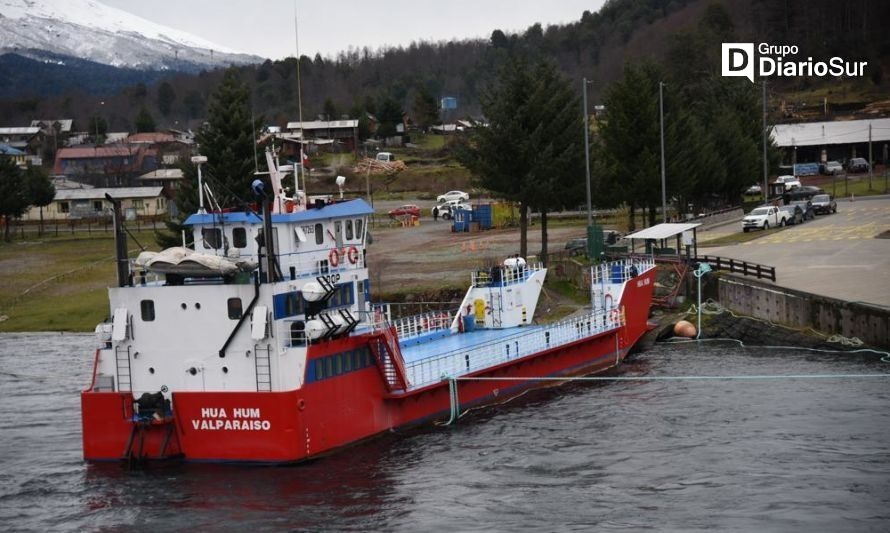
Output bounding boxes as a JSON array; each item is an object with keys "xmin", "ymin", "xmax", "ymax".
[
  {"xmin": 624, "ymin": 222, "xmax": 701, "ymax": 258},
  {"xmin": 772, "ymin": 117, "xmax": 890, "ymax": 167}
]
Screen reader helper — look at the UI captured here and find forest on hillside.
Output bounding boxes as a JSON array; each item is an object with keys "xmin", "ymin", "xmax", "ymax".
[{"xmin": 0, "ymin": 0, "xmax": 887, "ymax": 132}]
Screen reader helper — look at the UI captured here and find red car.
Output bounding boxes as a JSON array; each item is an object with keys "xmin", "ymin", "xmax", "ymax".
[{"xmin": 388, "ymin": 204, "xmax": 421, "ymax": 218}]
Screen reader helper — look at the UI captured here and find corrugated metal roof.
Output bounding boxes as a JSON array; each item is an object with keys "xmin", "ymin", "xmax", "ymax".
[
  {"xmin": 30, "ymin": 119, "xmax": 73, "ymax": 132},
  {"xmin": 772, "ymin": 118, "xmax": 890, "ymax": 147},
  {"xmin": 55, "ymin": 187, "xmax": 164, "ymax": 201},
  {"xmin": 0, "ymin": 127, "xmax": 40, "ymax": 135},
  {"xmin": 625, "ymin": 223, "xmax": 701, "ymax": 240},
  {"xmin": 57, "ymin": 145, "xmax": 138, "ymax": 158},
  {"xmin": 128, "ymin": 132, "xmax": 175, "ymax": 143},
  {"xmin": 139, "ymin": 169, "xmax": 183, "ymax": 180},
  {"xmin": 286, "ymin": 120, "xmax": 359, "ymax": 130}
]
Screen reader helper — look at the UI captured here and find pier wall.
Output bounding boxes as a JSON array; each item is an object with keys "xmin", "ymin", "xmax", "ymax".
[{"xmin": 717, "ymin": 275, "xmax": 890, "ymax": 349}]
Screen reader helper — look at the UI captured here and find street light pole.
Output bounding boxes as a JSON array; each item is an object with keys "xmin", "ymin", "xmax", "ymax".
[
  {"xmin": 659, "ymin": 82, "xmax": 667, "ymax": 223},
  {"xmin": 762, "ymin": 80, "xmax": 768, "ymax": 203},
  {"xmin": 192, "ymin": 155, "xmax": 208, "ymax": 214},
  {"xmin": 582, "ymin": 77, "xmax": 592, "ymax": 227}
]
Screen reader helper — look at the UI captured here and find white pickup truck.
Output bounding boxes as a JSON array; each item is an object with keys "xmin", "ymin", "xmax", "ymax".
[{"xmin": 741, "ymin": 205, "xmax": 788, "ymax": 232}]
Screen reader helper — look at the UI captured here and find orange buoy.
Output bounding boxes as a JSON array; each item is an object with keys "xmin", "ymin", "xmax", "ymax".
[{"xmin": 673, "ymin": 320, "xmax": 697, "ymax": 338}]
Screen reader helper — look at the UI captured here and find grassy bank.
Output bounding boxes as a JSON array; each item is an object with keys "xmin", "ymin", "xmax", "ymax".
[{"xmin": 0, "ymin": 231, "xmax": 159, "ymax": 332}]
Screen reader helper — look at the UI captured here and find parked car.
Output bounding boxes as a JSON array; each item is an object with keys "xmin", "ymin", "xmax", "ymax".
[
  {"xmin": 436, "ymin": 203, "xmax": 470, "ymax": 220},
  {"xmin": 376, "ymin": 152, "xmax": 395, "ymax": 162},
  {"xmin": 846, "ymin": 157, "xmax": 870, "ymax": 173},
  {"xmin": 779, "ymin": 204, "xmax": 804, "ymax": 225},
  {"xmin": 388, "ymin": 204, "xmax": 420, "ymax": 218},
  {"xmin": 783, "ymin": 185, "xmax": 823, "ymax": 203},
  {"xmin": 742, "ymin": 205, "xmax": 788, "ymax": 232},
  {"xmin": 775, "ymin": 175, "xmax": 801, "ymax": 190},
  {"xmin": 789, "ymin": 200, "xmax": 815, "ymax": 221},
  {"xmin": 745, "ymin": 184, "xmax": 762, "ymax": 195},
  {"xmin": 437, "ymin": 190, "xmax": 470, "ymax": 203},
  {"xmin": 820, "ymin": 161, "xmax": 844, "ymax": 175},
  {"xmin": 811, "ymin": 193, "xmax": 837, "ymax": 215}
]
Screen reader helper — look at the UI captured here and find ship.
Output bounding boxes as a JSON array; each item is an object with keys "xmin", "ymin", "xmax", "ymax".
[{"xmin": 81, "ymin": 151, "xmax": 657, "ymax": 464}]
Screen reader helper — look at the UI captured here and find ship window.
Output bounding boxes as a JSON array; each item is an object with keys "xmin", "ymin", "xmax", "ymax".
[
  {"xmin": 325, "ymin": 357, "xmax": 333, "ymax": 377},
  {"xmin": 344, "ymin": 352, "xmax": 352, "ymax": 371},
  {"xmin": 345, "ymin": 219, "xmax": 354, "ymax": 240},
  {"xmin": 202, "ymin": 228, "xmax": 222, "ymax": 249},
  {"xmin": 315, "ymin": 223, "xmax": 324, "ymax": 245},
  {"xmin": 356, "ymin": 219, "xmax": 364, "ymax": 241},
  {"xmin": 227, "ymin": 298, "xmax": 242, "ymax": 319},
  {"xmin": 140, "ymin": 300, "xmax": 155, "ymax": 321},
  {"xmin": 315, "ymin": 359, "xmax": 324, "ymax": 380},
  {"xmin": 334, "ymin": 221, "xmax": 343, "ymax": 248},
  {"xmin": 290, "ymin": 321, "xmax": 306, "ymax": 346},
  {"xmin": 334, "ymin": 355, "xmax": 342, "ymax": 375},
  {"xmin": 284, "ymin": 293, "xmax": 302, "ymax": 316},
  {"xmin": 232, "ymin": 228, "xmax": 247, "ymax": 248}
]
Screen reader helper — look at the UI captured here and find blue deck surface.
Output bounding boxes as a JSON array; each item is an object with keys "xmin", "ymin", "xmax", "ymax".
[{"xmin": 400, "ymin": 326, "xmax": 542, "ymax": 364}]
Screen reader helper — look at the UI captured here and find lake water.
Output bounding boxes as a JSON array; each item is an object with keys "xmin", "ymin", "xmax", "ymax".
[{"xmin": 1, "ymin": 332, "xmax": 889, "ymax": 531}]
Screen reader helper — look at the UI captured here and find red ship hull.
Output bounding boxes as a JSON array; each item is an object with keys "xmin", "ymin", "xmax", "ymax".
[{"xmin": 82, "ymin": 268, "xmax": 656, "ymax": 463}]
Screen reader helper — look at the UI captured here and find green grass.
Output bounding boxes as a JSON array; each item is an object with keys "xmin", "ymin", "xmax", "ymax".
[{"xmin": 0, "ymin": 230, "xmax": 160, "ymax": 332}]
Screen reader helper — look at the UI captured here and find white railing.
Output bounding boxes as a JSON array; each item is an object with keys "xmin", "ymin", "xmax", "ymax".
[
  {"xmin": 470, "ymin": 262, "xmax": 544, "ymax": 288},
  {"xmin": 404, "ymin": 307, "xmax": 624, "ymax": 389},
  {"xmin": 392, "ymin": 311, "xmax": 453, "ymax": 340},
  {"xmin": 590, "ymin": 256, "xmax": 655, "ymax": 285}
]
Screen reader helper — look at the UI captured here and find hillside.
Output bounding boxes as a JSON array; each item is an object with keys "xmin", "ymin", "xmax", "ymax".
[{"xmin": 0, "ymin": 0, "xmax": 887, "ymax": 131}]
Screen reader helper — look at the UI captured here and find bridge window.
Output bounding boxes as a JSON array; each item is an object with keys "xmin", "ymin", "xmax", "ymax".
[
  {"xmin": 345, "ymin": 219, "xmax": 354, "ymax": 240},
  {"xmin": 140, "ymin": 300, "xmax": 155, "ymax": 321},
  {"xmin": 356, "ymin": 219, "xmax": 364, "ymax": 241},
  {"xmin": 227, "ymin": 298, "xmax": 242, "ymax": 319},
  {"xmin": 202, "ymin": 228, "xmax": 222, "ymax": 249},
  {"xmin": 314, "ymin": 223, "xmax": 323, "ymax": 245},
  {"xmin": 232, "ymin": 227, "xmax": 247, "ymax": 248}
]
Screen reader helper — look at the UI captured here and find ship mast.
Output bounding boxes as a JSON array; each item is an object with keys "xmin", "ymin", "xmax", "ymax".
[{"xmin": 294, "ymin": 3, "xmax": 306, "ymax": 198}]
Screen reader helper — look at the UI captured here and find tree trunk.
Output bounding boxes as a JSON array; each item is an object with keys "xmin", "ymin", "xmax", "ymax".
[
  {"xmin": 39, "ymin": 206, "xmax": 44, "ymax": 237},
  {"xmin": 628, "ymin": 203, "xmax": 636, "ymax": 232},
  {"xmin": 3, "ymin": 216, "xmax": 10, "ymax": 242},
  {"xmin": 648, "ymin": 205, "xmax": 657, "ymax": 227},
  {"xmin": 540, "ymin": 209, "xmax": 548, "ymax": 267},
  {"xmin": 519, "ymin": 201, "xmax": 528, "ymax": 258}
]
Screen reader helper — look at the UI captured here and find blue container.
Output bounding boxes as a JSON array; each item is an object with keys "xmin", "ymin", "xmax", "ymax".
[
  {"xmin": 463, "ymin": 315, "xmax": 476, "ymax": 332},
  {"xmin": 611, "ymin": 264, "xmax": 623, "ymax": 283},
  {"xmin": 474, "ymin": 204, "xmax": 492, "ymax": 230}
]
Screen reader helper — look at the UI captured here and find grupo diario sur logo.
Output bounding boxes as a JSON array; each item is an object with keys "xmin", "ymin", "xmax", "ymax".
[{"xmin": 721, "ymin": 43, "xmax": 867, "ymax": 82}]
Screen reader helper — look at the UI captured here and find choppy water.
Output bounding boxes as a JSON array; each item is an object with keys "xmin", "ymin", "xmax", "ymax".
[{"xmin": 1, "ymin": 332, "xmax": 889, "ymax": 531}]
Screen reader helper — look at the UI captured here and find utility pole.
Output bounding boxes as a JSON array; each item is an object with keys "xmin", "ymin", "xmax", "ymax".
[
  {"xmin": 868, "ymin": 122, "xmax": 873, "ymax": 190},
  {"xmin": 659, "ymin": 81, "xmax": 667, "ymax": 223},
  {"xmin": 762, "ymin": 80, "xmax": 768, "ymax": 203},
  {"xmin": 582, "ymin": 77, "xmax": 592, "ymax": 227}
]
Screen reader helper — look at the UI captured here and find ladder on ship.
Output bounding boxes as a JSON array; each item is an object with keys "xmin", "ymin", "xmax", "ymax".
[
  {"xmin": 254, "ymin": 344, "xmax": 272, "ymax": 392},
  {"xmin": 366, "ymin": 326, "xmax": 410, "ymax": 393},
  {"xmin": 123, "ymin": 419, "xmax": 180, "ymax": 467},
  {"xmin": 114, "ymin": 345, "xmax": 132, "ymax": 392}
]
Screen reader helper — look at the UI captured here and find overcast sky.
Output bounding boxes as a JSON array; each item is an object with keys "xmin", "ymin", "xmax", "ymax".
[{"xmin": 101, "ymin": 0, "xmax": 604, "ymax": 60}]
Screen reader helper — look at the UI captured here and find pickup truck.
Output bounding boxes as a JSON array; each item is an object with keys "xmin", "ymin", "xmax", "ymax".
[{"xmin": 741, "ymin": 206, "xmax": 788, "ymax": 232}]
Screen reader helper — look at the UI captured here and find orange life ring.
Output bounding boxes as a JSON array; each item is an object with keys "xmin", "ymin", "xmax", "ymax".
[
  {"xmin": 328, "ymin": 248, "xmax": 340, "ymax": 267},
  {"xmin": 346, "ymin": 246, "xmax": 359, "ymax": 264}
]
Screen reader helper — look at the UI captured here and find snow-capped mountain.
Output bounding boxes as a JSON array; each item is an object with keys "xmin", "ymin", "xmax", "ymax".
[{"xmin": 0, "ymin": 0, "xmax": 263, "ymax": 71}]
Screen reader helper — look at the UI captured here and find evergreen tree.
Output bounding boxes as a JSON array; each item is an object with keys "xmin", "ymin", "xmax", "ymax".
[
  {"xmin": 412, "ymin": 85, "xmax": 439, "ymax": 131},
  {"xmin": 0, "ymin": 158, "xmax": 28, "ymax": 242},
  {"xmin": 322, "ymin": 98, "xmax": 338, "ymax": 120},
  {"xmin": 157, "ymin": 81, "xmax": 176, "ymax": 117},
  {"xmin": 24, "ymin": 165, "xmax": 55, "ymax": 236},
  {"xmin": 156, "ymin": 68, "xmax": 262, "ymax": 249},
  {"xmin": 376, "ymin": 97, "xmax": 403, "ymax": 138},
  {"xmin": 134, "ymin": 107, "xmax": 156, "ymax": 133}
]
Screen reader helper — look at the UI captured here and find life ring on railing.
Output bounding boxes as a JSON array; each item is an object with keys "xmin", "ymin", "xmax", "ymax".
[
  {"xmin": 346, "ymin": 246, "xmax": 359, "ymax": 264},
  {"xmin": 328, "ymin": 248, "xmax": 340, "ymax": 267}
]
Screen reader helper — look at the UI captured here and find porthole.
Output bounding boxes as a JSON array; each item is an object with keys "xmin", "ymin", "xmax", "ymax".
[
  {"xmin": 195, "ymin": 302, "xmax": 201, "ymax": 310},
  {"xmin": 149, "ymin": 367, "xmax": 155, "ymax": 374},
  {"xmin": 188, "ymin": 367, "xmax": 197, "ymax": 375},
  {"xmin": 222, "ymin": 366, "xmax": 229, "ymax": 374},
  {"xmin": 181, "ymin": 303, "xmax": 187, "ymax": 310}
]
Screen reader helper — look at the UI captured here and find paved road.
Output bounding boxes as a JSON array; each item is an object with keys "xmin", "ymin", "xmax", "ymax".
[{"xmin": 704, "ymin": 196, "xmax": 890, "ymax": 307}]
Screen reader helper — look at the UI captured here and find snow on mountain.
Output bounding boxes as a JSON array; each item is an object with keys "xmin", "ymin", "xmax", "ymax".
[{"xmin": 0, "ymin": 0, "xmax": 263, "ymax": 70}]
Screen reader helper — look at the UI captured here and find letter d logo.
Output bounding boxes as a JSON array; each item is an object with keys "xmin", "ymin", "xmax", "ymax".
[{"xmin": 722, "ymin": 43, "xmax": 754, "ymax": 83}]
